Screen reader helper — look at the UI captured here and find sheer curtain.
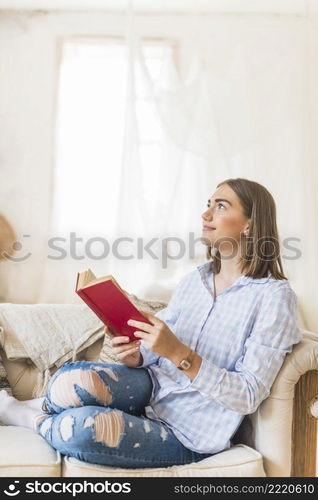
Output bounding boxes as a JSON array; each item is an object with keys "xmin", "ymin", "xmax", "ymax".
[
  {"xmin": 37, "ymin": 33, "xmax": 208, "ymax": 304},
  {"xmin": 2, "ymin": 6, "xmax": 316, "ymax": 331}
]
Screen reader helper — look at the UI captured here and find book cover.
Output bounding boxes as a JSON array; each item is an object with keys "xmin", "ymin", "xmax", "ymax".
[{"xmin": 76, "ymin": 273, "xmax": 152, "ymax": 342}]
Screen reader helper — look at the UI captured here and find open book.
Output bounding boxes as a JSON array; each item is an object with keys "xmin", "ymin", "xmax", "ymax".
[{"xmin": 75, "ymin": 269, "xmax": 152, "ymax": 342}]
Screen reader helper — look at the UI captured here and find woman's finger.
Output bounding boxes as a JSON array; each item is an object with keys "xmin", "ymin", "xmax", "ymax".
[
  {"xmin": 127, "ymin": 318, "xmax": 154, "ymax": 333},
  {"xmin": 133, "ymin": 331, "xmax": 148, "ymax": 340},
  {"xmin": 110, "ymin": 336, "xmax": 131, "ymax": 346},
  {"xmin": 116, "ymin": 345, "xmax": 140, "ymax": 360},
  {"xmin": 112, "ymin": 341, "xmax": 140, "ymax": 355}
]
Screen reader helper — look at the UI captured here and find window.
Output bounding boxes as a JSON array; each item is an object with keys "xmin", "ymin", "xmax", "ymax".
[{"xmin": 53, "ymin": 37, "xmax": 177, "ymax": 237}]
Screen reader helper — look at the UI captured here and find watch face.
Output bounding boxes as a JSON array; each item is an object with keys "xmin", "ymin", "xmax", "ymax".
[{"xmin": 180, "ymin": 359, "xmax": 191, "ymax": 370}]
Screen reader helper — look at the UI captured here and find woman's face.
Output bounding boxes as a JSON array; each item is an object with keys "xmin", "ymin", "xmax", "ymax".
[{"xmin": 201, "ymin": 184, "xmax": 250, "ymax": 252}]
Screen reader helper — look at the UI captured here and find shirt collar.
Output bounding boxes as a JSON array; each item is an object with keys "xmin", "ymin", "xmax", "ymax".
[{"xmin": 196, "ymin": 260, "xmax": 272, "ymax": 287}]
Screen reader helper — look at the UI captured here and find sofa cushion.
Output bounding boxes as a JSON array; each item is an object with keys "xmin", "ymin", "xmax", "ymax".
[
  {"xmin": 62, "ymin": 444, "xmax": 265, "ymax": 477},
  {"xmin": 0, "ymin": 427, "xmax": 61, "ymax": 477}
]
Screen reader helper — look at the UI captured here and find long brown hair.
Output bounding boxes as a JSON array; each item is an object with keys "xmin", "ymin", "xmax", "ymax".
[{"xmin": 206, "ymin": 178, "xmax": 287, "ymax": 280}]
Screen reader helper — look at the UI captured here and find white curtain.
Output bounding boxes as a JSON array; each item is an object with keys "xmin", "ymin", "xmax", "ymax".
[
  {"xmin": 35, "ymin": 31, "xmax": 209, "ymax": 304},
  {"xmin": 1, "ymin": 5, "xmax": 317, "ymax": 332}
]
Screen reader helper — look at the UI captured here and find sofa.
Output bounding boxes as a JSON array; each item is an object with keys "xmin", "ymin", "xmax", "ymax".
[{"xmin": 0, "ymin": 305, "xmax": 317, "ymax": 478}]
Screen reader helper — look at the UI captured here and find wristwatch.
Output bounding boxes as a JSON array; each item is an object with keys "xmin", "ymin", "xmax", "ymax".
[{"xmin": 177, "ymin": 348, "xmax": 195, "ymax": 371}]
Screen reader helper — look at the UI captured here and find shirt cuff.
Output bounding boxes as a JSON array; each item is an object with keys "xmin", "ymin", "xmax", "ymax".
[{"xmin": 190, "ymin": 356, "xmax": 224, "ymax": 398}]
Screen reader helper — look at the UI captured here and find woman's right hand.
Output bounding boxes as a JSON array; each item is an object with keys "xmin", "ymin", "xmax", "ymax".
[{"xmin": 104, "ymin": 325, "xmax": 143, "ymax": 368}]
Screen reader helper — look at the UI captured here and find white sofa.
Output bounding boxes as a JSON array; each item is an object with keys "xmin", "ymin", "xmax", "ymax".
[{"xmin": 0, "ymin": 321, "xmax": 317, "ymax": 477}]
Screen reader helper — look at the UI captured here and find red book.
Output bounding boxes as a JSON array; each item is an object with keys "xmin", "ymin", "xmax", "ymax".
[{"xmin": 76, "ymin": 269, "xmax": 152, "ymax": 342}]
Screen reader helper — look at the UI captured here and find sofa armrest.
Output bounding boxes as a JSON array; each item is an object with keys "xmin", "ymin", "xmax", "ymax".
[{"xmin": 249, "ymin": 331, "xmax": 318, "ymax": 477}]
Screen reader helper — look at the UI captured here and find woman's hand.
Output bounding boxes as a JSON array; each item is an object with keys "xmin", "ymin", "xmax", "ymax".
[
  {"xmin": 104, "ymin": 325, "xmax": 142, "ymax": 368},
  {"xmin": 127, "ymin": 310, "xmax": 184, "ymax": 361}
]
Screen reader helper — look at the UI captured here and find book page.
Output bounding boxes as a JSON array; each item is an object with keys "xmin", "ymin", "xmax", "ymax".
[
  {"xmin": 77, "ymin": 269, "xmax": 97, "ymax": 290},
  {"xmin": 82, "ymin": 274, "xmax": 112, "ymax": 288}
]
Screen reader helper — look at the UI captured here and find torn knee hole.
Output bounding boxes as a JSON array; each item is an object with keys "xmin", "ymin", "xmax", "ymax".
[
  {"xmin": 50, "ymin": 369, "xmax": 112, "ymax": 408},
  {"xmin": 93, "ymin": 410, "xmax": 124, "ymax": 447}
]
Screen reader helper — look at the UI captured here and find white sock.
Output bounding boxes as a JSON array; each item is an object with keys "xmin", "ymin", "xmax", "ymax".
[
  {"xmin": 0, "ymin": 390, "xmax": 44, "ymax": 430},
  {"xmin": 24, "ymin": 397, "xmax": 46, "ymax": 412}
]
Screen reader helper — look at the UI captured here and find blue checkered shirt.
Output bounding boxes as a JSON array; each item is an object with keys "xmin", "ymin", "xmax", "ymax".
[{"xmin": 138, "ymin": 260, "xmax": 302, "ymax": 454}]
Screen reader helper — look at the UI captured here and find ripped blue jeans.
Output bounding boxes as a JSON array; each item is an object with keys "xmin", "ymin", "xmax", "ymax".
[{"xmin": 36, "ymin": 361, "xmax": 211, "ymax": 468}]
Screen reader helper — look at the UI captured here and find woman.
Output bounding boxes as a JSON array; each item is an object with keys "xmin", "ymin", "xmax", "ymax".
[{"xmin": 0, "ymin": 178, "xmax": 301, "ymax": 468}]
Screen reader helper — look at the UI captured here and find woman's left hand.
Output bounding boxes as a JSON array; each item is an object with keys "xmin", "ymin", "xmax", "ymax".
[{"xmin": 127, "ymin": 310, "xmax": 183, "ymax": 360}]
